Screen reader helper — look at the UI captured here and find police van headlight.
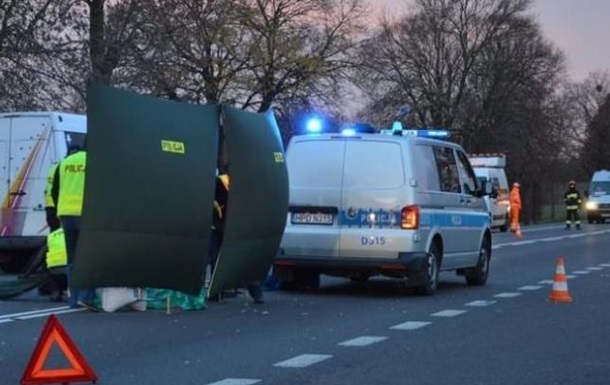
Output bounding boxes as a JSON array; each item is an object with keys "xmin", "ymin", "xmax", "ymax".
[{"xmin": 585, "ymin": 201, "xmax": 598, "ymax": 210}]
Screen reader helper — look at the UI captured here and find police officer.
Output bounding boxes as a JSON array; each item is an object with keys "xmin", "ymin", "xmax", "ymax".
[
  {"xmin": 509, "ymin": 182, "xmax": 522, "ymax": 235},
  {"xmin": 46, "ymin": 228, "xmax": 68, "ymax": 302},
  {"xmin": 208, "ymin": 172, "xmax": 264, "ymax": 304},
  {"xmin": 44, "ymin": 163, "xmax": 61, "ymax": 232},
  {"xmin": 564, "ymin": 180, "xmax": 582, "ymax": 229},
  {"xmin": 52, "ymin": 144, "xmax": 96, "ymax": 309}
]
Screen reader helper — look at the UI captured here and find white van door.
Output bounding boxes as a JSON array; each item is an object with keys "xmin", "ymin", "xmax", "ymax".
[
  {"xmin": 1, "ymin": 116, "xmax": 52, "ymax": 236},
  {"xmin": 454, "ymin": 150, "xmax": 488, "ymax": 263},
  {"xmin": 339, "ymin": 139, "xmax": 405, "ymax": 259},
  {"xmin": 283, "ymin": 138, "xmax": 346, "ymax": 258}
]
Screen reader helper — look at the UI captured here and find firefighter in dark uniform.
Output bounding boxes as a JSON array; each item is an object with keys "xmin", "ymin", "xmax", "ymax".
[{"xmin": 564, "ymin": 180, "xmax": 582, "ymax": 229}]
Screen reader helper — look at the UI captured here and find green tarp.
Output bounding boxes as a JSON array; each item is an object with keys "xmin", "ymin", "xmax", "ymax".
[
  {"xmin": 207, "ymin": 106, "xmax": 289, "ymax": 297},
  {"xmin": 72, "ymin": 85, "xmax": 219, "ymax": 295}
]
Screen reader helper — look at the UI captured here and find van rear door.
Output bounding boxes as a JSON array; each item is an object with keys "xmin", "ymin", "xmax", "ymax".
[
  {"xmin": 1, "ymin": 116, "xmax": 51, "ymax": 236},
  {"xmin": 283, "ymin": 138, "xmax": 346, "ymax": 257},
  {"xmin": 339, "ymin": 139, "xmax": 406, "ymax": 259}
]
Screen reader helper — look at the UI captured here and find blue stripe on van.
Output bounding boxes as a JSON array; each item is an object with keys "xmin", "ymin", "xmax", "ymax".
[{"xmin": 339, "ymin": 208, "xmax": 489, "ymax": 228}]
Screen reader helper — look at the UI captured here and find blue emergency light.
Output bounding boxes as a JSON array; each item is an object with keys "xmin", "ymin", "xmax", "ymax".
[
  {"xmin": 382, "ymin": 121, "xmax": 450, "ymax": 139},
  {"xmin": 341, "ymin": 128, "xmax": 357, "ymax": 136},
  {"xmin": 306, "ymin": 118, "xmax": 323, "ymax": 133}
]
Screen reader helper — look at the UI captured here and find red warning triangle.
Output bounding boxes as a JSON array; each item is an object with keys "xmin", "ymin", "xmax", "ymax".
[{"xmin": 21, "ymin": 314, "xmax": 97, "ymax": 385}]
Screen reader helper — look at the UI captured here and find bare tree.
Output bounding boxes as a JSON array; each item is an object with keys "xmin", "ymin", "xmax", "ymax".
[{"xmin": 239, "ymin": 0, "xmax": 366, "ymax": 112}]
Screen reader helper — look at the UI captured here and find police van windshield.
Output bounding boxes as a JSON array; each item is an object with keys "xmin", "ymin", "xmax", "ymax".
[
  {"xmin": 590, "ymin": 181, "xmax": 610, "ymax": 195},
  {"xmin": 65, "ymin": 131, "xmax": 86, "ymax": 149}
]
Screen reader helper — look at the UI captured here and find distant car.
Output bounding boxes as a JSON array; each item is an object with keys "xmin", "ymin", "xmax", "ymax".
[
  {"xmin": 274, "ymin": 127, "xmax": 493, "ymax": 295},
  {"xmin": 585, "ymin": 170, "xmax": 610, "ymax": 224}
]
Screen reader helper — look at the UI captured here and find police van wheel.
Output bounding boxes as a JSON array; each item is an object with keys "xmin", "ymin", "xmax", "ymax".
[
  {"xmin": 414, "ymin": 243, "xmax": 440, "ymax": 296},
  {"xmin": 499, "ymin": 215, "xmax": 509, "ymax": 232},
  {"xmin": 465, "ymin": 238, "xmax": 491, "ymax": 286}
]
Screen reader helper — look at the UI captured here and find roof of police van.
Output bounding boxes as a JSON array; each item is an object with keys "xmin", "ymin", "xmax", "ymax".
[{"xmin": 289, "ymin": 132, "xmax": 461, "ymax": 147}]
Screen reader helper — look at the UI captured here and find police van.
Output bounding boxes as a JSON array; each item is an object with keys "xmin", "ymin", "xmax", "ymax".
[
  {"xmin": 585, "ymin": 170, "xmax": 610, "ymax": 224},
  {"xmin": 274, "ymin": 125, "xmax": 493, "ymax": 295},
  {"xmin": 468, "ymin": 154, "xmax": 510, "ymax": 232},
  {"xmin": 0, "ymin": 112, "xmax": 86, "ymax": 273}
]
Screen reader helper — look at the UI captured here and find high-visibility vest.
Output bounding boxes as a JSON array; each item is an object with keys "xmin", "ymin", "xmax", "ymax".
[
  {"xmin": 44, "ymin": 163, "xmax": 59, "ymax": 208},
  {"xmin": 46, "ymin": 228, "xmax": 67, "ymax": 269},
  {"xmin": 57, "ymin": 151, "xmax": 87, "ymax": 217},
  {"xmin": 212, "ymin": 174, "xmax": 230, "ymax": 231}
]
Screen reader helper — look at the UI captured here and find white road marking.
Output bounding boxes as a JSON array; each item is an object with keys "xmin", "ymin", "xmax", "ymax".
[
  {"xmin": 572, "ymin": 270, "xmax": 590, "ymax": 275},
  {"xmin": 465, "ymin": 300, "xmax": 496, "ymax": 307},
  {"xmin": 566, "ymin": 275, "xmax": 577, "ymax": 279},
  {"xmin": 567, "ymin": 234, "xmax": 584, "ymax": 238},
  {"xmin": 492, "ymin": 245, "xmax": 502, "ymax": 250},
  {"xmin": 507, "ymin": 240, "xmax": 537, "ymax": 246},
  {"xmin": 273, "ymin": 354, "xmax": 332, "ymax": 368},
  {"xmin": 0, "ymin": 306, "xmax": 70, "ymax": 320},
  {"xmin": 518, "ymin": 285, "xmax": 542, "ymax": 291},
  {"xmin": 587, "ymin": 267, "xmax": 603, "ymax": 271},
  {"xmin": 206, "ymin": 379, "xmax": 261, "ymax": 385},
  {"xmin": 390, "ymin": 321, "xmax": 431, "ymax": 330},
  {"xmin": 431, "ymin": 310, "xmax": 466, "ymax": 317},
  {"xmin": 0, "ymin": 319, "xmax": 13, "ymax": 324},
  {"xmin": 600, "ymin": 264, "xmax": 610, "ymax": 267},
  {"xmin": 538, "ymin": 280, "xmax": 554, "ymax": 285},
  {"xmin": 338, "ymin": 336, "xmax": 388, "ymax": 347},
  {"xmin": 16, "ymin": 308, "xmax": 85, "ymax": 320},
  {"xmin": 540, "ymin": 236, "xmax": 566, "ymax": 242},
  {"xmin": 494, "ymin": 292, "xmax": 522, "ymax": 298}
]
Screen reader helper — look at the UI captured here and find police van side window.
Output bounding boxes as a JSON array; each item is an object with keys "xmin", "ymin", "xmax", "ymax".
[
  {"xmin": 432, "ymin": 146, "xmax": 460, "ymax": 193},
  {"xmin": 456, "ymin": 150, "xmax": 478, "ymax": 195},
  {"xmin": 414, "ymin": 144, "xmax": 440, "ymax": 191}
]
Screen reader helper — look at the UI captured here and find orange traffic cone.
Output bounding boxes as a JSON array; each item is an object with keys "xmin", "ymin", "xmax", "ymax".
[{"xmin": 548, "ymin": 258, "xmax": 573, "ymax": 303}]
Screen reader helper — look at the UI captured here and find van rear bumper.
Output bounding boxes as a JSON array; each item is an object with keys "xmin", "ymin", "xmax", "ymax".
[
  {"xmin": 0, "ymin": 236, "xmax": 46, "ymax": 251},
  {"xmin": 274, "ymin": 251, "xmax": 429, "ymax": 278}
]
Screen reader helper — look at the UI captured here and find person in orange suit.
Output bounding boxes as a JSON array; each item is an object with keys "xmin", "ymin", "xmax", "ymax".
[{"xmin": 510, "ymin": 182, "xmax": 522, "ymax": 236}]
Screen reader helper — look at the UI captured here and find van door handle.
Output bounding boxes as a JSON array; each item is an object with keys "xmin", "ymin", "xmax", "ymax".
[
  {"xmin": 10, "ymin": 190, "xmax": 26, "ymax": 196},
  {"xmin": 460, "ymin": 197, "xmax": 471, "ymax": 204}
]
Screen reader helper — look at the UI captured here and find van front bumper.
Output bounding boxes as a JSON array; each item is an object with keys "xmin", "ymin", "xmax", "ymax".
[{"xmin": 274, "ymin": 251, "xmax": 430, "ymax": 278}]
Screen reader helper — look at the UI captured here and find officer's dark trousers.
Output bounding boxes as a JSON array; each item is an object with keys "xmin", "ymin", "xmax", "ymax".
[
  {"xmin": 61, "ymin": 216, "xmax": 95, "ymax": 308},
  {"xmin": 566, "ymin": 208, "xmax": 580, "ymax": 227}
]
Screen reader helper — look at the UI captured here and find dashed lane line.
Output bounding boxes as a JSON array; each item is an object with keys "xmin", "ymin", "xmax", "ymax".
[
  {"xmin": 0, "ymin": 319, "xmax": 13, "ymax": 324},
  {"xmin": 494, "ymin": 292, "xmax": 522, "ymax": 298},
  {"xmin": 465, "ymin": 300, "xmax": 496, "ymax": 307},
  {"xmin": 206, "ymin": 380, "xmax": 261, "ymax": 385},
  {"xmin": 431, "ymin": 310, "xmax": 467, "ymax": 317},
  {"xmin": 587, "ymin": 267, "xmax": 603, "ymax": 271},
  {"xmin": 273, "ymin": 354, "xmax": 333, "ymax": 368},
  {"xmin": 538, "ymin": 280, "xmax": 554, "ymax": 284},
  {"xmin": 390, "ymin": 321, "xmax": 431, "ymax": 330},
  {"xmin": 338, "ymin": 336, "xmax": 388, "ymax": 347},
  {"xmin": 518, "ymin": 285, "xmax": 542, "ymax": 291}
]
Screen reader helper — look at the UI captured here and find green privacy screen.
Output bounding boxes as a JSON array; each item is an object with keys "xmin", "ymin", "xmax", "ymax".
[
  {"xmin": 208, "ymin": 106, "xmax": 289, "ymax": 297},
  {"xmin": 72, "ymin": 85, "xmax": 219, "ymax": 295}
]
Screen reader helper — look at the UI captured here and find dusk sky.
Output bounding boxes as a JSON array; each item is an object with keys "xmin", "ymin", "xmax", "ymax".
[{"xmin": 370, "ymin": 0, "xmax": 610, "ymax": 81}]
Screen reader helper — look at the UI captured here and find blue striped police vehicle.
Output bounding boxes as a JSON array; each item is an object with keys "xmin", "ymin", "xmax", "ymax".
[{"xmin": 274, "ymin": 123, "xmax": 493, "ymax": 295}]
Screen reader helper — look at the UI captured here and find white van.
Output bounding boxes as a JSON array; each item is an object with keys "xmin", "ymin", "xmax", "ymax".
[
  {"xmin": 585, "ymin": 170, "xmax": 610, "ymax": 224},
  {"xmin": 0, "ymin": 112, "xmax": 86, "ymax": 272},
  {"xmin": 274, "ymin": 128, "xmax": 492, "ymax": 295},
  {"xmin": 469, "ymin": 154, "xmax": 510, "ymax": 232}
]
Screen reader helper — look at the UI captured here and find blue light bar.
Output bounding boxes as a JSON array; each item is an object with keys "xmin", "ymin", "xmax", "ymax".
[{"xmin": 341, "ymin": 128, "xmax": 357, "ymax": 136}]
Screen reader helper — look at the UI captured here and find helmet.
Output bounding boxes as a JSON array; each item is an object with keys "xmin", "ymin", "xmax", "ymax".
[{"xmin": 513, "ymin": 182, "xmax": 520, "ymax": 188}]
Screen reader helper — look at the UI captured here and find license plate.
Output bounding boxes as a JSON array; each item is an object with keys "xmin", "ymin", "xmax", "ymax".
[{"xmin": 291, "ymin": 212, "xmax": 333, "ymax": 225}]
